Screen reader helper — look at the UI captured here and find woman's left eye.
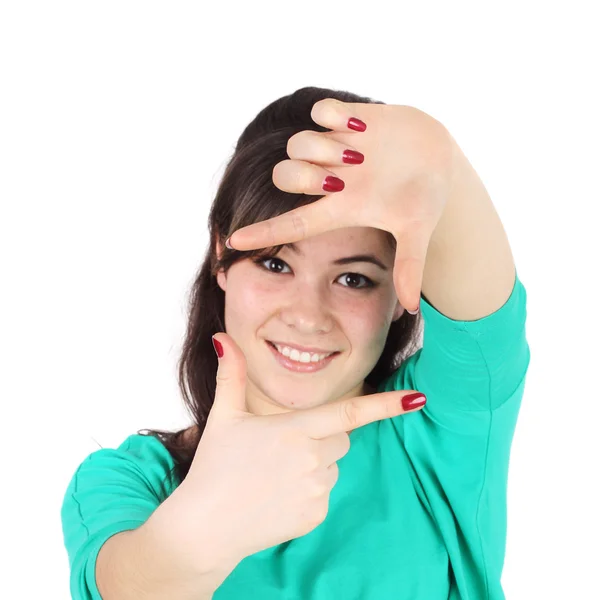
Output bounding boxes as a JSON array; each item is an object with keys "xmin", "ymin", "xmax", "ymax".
[
  {"xmin": 256, "ymin": 257, "xmax": 374, "ymax": 289},
  {"xmin": 336, "ymin": 273, "xmax": 374, "ymax": 289}
]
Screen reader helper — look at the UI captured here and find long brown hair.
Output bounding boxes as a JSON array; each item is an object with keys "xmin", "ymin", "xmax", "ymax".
[{"xmin": 139, "ymin": 86, "xmax": 423, "ymax": 487}]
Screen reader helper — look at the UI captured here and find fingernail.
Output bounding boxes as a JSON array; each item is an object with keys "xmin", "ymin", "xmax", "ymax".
[
  {"xmin": 212, "ymin": 336, "xmax": 224, "ymax": 358},
  {"xmin": 407, "ymin": 307, "xmax": 419, "ymax": 315},
  {"xmin": 225, "ymin": 237, "xmax": 233, "ymax": 249},
  {"xmin": 342, "ymin": 149, "xmax": 364, "ymax": 164},
  {"xmin": 323, "ymin": 176, "xmax": 345, "ymax": 192},
  {"xmin": 402, "ymin": 393, "xmax": 427, "ymax": 411},
  {"xmin": 347, "ymin": 118, "xmax": 367, "ymax": 132}
]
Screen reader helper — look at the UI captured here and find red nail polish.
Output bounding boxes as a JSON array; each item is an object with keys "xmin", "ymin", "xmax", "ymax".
[
  {"xmin": 323, "ymin": 176, "xmax": 345, "ymax": 192},
  {"xmin": 347, "ymin": 118, "xmax": 367, "ymax": 132},
  {"xmin": 212, "ymin": 336, "xmax": 224, "ymax": 358},
  {"xmin": 342, "ymin": 149, "xmax": 364, "ymax": 164},
  {"xmin": 402, "ymin": 393, "xmax": 427, "ymax": 411}
]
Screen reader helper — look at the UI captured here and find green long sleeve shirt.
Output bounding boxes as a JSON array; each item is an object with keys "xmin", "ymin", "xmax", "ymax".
[{"xmin": 61, "ymin": 271, "xmax": 530, "ymax": 599}]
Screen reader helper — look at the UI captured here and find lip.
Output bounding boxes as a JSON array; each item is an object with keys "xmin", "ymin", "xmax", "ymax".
[{"xmin": 266, "ymin": 341, "xmax": 340, "ymax": 373}]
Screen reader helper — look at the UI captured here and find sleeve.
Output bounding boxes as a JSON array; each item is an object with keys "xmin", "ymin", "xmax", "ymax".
[
  {"xmin": 379, "ymin": 269, "xmax": 531, "ymax": 599},
  {"xmin": 60, "ymin": 435, "xmax": 177, "ymax": 600}
]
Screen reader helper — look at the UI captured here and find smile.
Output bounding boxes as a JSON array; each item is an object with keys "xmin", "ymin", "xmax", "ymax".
[{"xmin": 266, "ymin": 341, "xmax": 340, "ymax": 373}]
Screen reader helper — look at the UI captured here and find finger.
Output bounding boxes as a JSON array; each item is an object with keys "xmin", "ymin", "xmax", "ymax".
[
  {"xmin": 210, "ymin": 333, "xmax": 250, "ymax": 419},
  {"xmin": 392, "ymin": 222, "xmax": 432, "ymax": 313},
  {"xmin": 292, "ymin": 390, "xmax": 427, "ymax": 440},
  {"xmin": 272, "ymin": 160, "xmax": 348, "ymax": 195},
  {"xmin": 286, "ymin": 130, "xmax": 365, "ymax": 167},
  {"xmin": 317, "ymin": 432, "xmax": 351, "ymax": 466},
  {"xmin": 310, "ymin": 98, "xmax": 368, "ymax": 133},
  {"xmin": 227, "ymin": 182, "xmax": 354, "ymax": 251}
]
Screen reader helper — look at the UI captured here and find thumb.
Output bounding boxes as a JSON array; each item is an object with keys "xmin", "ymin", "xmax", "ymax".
[{"xmin": 211, "ymin": 333, "xmax": 249, "ymax": 417}]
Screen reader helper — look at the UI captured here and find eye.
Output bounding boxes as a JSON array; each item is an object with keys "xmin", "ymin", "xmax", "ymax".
[
  {"xmin": 336, "ymin": 273, "xmax": 375, "ymax": 289},
  {"xmin": 254, "ymin": 256, "xmax": 376, "ymax": 290},
  {"xmin": 256, "ymin": 257, "xmax": 291, "ymax": 274}
]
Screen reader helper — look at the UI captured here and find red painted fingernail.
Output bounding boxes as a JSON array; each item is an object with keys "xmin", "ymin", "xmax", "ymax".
[
  {"xmin": 212, "ymin": 336, "xmax": 224, "ymax": 358},
  {"xmin": 342, "ymin": 149, "xmax": 364, "ymax": 164},
  {"xmin": 322, "ymin": 176, "xmax": 345, "ymax": 192},
  {"xmin": 402, "ymin": 393, "xmax": 427, "ymax": 411},
  {"xmin": 347, "ymin": 118, "xmax": 367, "ymax": 132}
]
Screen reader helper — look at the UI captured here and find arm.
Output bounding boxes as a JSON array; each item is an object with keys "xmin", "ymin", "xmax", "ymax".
[
  {"xmin": 96, "ymin": 484, "xmax": 243, "ymax": 600},
  {"xmin": 422, "ymin": 131, "xmax": 517, "ymax": 321}
]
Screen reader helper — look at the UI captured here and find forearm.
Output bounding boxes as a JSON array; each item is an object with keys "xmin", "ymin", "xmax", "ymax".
[
  {"xmin": 96, "ymin": 486, "xmax": 243, "ymax": 599},
  {"xmin": 96, "ymin": 528, "xmax": 212, "ymax": 600},
  {"xmin": 422, "ymin": 130, "xmax": 516, "ymax": 321}
]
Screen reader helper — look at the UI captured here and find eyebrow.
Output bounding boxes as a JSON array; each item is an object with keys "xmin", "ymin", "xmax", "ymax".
[{"xmin": 283, "ymin": 242, "xmax": 388, "ymax": 271}]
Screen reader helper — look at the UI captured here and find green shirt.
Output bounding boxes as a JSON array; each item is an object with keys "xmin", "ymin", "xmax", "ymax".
[{"xmin": 61, "ymin": 271, "xmax": 530, "ymax": 599}]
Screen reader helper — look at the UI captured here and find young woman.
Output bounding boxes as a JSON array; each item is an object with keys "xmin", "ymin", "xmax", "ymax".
[{"xmin": 61, "ymin": 86, "xmax": 530, "ymax": 600}]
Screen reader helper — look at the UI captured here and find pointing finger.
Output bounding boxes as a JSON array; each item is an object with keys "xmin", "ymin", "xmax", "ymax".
[
  {"xmin": 289, "ymin": 390, "xmax": 427, "ymax": 440},
  {"xmin": 226, "ymin": 184, "xmax": 351, "ymax": 251}
]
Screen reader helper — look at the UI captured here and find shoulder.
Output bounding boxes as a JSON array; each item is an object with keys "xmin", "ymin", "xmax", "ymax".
[
  {"xmin": 64, "ymin": 433, "xmax": 179, "ymax": 505},
  {"xmin": 60, "ymin": 434, "xmax": 180, "ymax": 590}
]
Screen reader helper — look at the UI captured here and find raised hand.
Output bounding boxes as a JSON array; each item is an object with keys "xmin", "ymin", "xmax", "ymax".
[
  {"xmin": 161, "ymin": 332, "xmax": 427, "ymax": 571},
  {"xmin": 225, "ymin": 99, "xmax": 455, "ymax": 314}
]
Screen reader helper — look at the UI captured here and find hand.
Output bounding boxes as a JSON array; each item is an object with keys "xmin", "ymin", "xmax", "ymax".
[
  {"xmin": 167, "ymin": 333, "xmax": 427, "ymax": 568},
  {"xmin": 225, "ymin": 99, "xmax": 456, "ymax": 313}
]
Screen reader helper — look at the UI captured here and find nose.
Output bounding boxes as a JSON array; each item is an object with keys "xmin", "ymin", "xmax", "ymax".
[{"xmin": 278, "ymin": 281, "xmax": 334, "ymax": 335}]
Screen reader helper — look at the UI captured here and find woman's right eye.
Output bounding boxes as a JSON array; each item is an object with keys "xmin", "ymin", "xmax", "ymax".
[{"xmin": 256, "ymin": 257, "xmax": 291, "ymax": 274}]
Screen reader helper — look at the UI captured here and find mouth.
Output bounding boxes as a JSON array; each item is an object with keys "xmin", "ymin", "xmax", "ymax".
[{"xmin": 266, "ymin": 341, "xmax": 341, "ymax": 373}]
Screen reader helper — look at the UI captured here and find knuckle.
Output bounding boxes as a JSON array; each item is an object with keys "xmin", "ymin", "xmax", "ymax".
[
  {"xmin": 309, "ymin": 479, "xmax": 328, "ymax": 499},
  {"xmin": 304, "ymin": 450, "xmax": 321, "ymax": 473},
  {"xmin": 314, "ymin": 500, "xmax": 330, "ymax": 524},
  {"xmin": 306, "ymin": 496, "xmax": 329, "ymax": 527},
  {"xmin": 305, "ymin": 509, "xmax": 324, "ymax": 531},
  {"xmin": 339, "ymin": 398, "xmax": 362, "ymax": 429},
  {"xmin": 290, "ymin": 211, "xmax": 307, "ymax": 239},
  {"xmin": 265, "ymin": 218, "xmax": 277, "ymax": 248},
  {"xmin": 329, "ymin": 462, "xmax": 339, "ymax": 484},
  {"xmin": 385, "ymin": 400, "xmax": 397, "ymax": 420}
]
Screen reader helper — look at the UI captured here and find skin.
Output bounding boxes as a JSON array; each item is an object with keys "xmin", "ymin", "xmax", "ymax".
[{"xmin": 213, "ymin": 226, "xmax": 406, "ymax": 421}]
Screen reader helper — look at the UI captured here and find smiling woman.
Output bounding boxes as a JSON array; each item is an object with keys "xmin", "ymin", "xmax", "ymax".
[
  {"xmin": 60, "ymin": 86, "xmax": 424, "ymax": 599},
  {"xmin": 139, "ymin": 87, "xmax": 423, "ymax": 459},
  {"xmin": 60, "ymin": 85, "xmax": 530, "ymax": 600}
]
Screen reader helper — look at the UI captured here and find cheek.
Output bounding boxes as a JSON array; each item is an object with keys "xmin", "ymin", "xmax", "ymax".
[
  {"xmin": 226, "ymin": 278, "xmax": 274, "ymax": 324},
  {"xmin": 341, "ymin": 294, "xmax": 392, "ymax": 342}
]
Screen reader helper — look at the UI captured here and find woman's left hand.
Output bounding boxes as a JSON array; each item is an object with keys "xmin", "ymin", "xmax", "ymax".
[{"xmin": 225, "ymin": 99, "xmax": 456, "ymax": 313}]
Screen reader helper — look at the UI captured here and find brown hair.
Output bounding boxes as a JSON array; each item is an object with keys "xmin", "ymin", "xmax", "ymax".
[{"xmin": 139, "ymin": 86, "xmax": 423, "ymax": 487}]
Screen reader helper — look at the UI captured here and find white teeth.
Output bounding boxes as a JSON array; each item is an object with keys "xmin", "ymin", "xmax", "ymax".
[{"xmin": 273, "ymin": 343, "xmax": 332, "ymax": 363}]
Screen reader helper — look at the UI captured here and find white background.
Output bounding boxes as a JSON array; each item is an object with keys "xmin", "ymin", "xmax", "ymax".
[{"xmin": 1, "ymin": 1, "xmax": 598, "ymax": 598}]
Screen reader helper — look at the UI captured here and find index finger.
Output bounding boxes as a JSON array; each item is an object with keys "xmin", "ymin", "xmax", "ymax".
[
  {"xmin": 226, "ymin": 196, "xmax": 341, "ymax": 251},
  {"xmin": 289, "ymin": 390, "xmax": 427, "ymax": 439}
]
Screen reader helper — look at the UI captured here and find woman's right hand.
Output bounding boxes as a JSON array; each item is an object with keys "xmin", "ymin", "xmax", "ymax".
[{"xmin": 161, "ymin": 332, "xmax": 427, "ymax": 573}]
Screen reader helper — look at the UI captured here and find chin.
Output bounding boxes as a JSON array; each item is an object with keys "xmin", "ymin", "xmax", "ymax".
[{"xmin": 267, "ymin": 389, "xmax": 332, "ymax": 411}]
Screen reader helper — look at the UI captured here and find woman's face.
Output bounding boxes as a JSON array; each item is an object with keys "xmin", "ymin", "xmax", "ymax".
[{"xmin": 216, "ymin": 226, "xmax": 405, "ymax": 417}]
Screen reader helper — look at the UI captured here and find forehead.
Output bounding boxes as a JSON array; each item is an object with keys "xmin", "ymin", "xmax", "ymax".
[{"xmin": 285, "ymin": 227, "xmax": 393, "ymax": 254}]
